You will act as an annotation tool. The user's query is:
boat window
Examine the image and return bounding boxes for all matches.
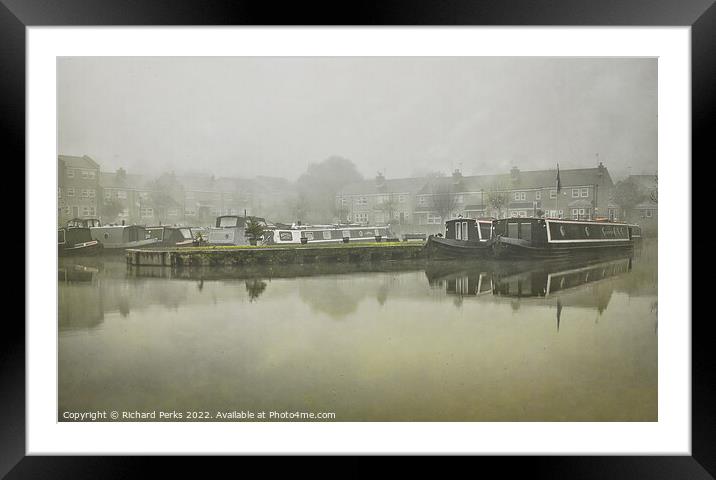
[179,228,192,239]
[58,230,65,244]
[323,231,331,240]
[520,223,532,242]
[218,217,239,227]
[508,222,519,239]
[456,223,462,240]
[342,230,351,238]
[305,232,315,240]
[279,231,293,241]
[462,222,468,241]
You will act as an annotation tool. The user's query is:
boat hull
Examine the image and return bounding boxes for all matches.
[492,236,634,261]
[58,241,102,257]
[424,235,493,259]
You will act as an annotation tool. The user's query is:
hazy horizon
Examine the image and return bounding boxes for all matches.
[58,56,657,181]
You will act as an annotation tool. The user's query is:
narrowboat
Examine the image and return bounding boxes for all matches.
[207,215,252,245]
[424,218,494,259]
[263,224,393,245]
[491,217,634,260]
[145,226,196,247]
[58,226,102,256]
[89,224,160,251]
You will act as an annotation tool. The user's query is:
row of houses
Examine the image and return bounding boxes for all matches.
[58,155,657,234]
[57,155,278,226]
[336,164,658,233]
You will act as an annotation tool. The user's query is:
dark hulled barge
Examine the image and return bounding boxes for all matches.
[424,218,494,259]
[491,217,635,260]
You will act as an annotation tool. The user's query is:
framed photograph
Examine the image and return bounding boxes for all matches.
[7,0,708,474]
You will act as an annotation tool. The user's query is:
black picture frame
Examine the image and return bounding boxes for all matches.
[5,0,708,475]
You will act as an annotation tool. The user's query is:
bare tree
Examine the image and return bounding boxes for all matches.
[429,182,457,221]
[485,183,509,218]
[612,178,645,222]
[376,195,399,224]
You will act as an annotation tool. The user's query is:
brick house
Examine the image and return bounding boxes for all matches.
[58,155,101,225]
[336,173,426,226]
[336,163,618,230]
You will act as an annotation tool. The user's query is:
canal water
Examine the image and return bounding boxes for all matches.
[59,241,657,421]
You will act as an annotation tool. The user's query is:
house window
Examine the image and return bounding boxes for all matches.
[645,209,652,218]
[356,197,368,206]
[118,208,129,218]
[140,207,154,218]
[81,170,89,179]
[514,192,526,201]
[550,190,557,199]
[167,208,178,217]
[572,208,579,219]
[354,212,368,224]
[62,206,71,215]
[82,206,96,217]
[535,191,541,200]
[185,208,196,216]
[417,196,428,206]
[580,188,589,198]
[398,195,406,203]
[572,188,580,198]
[139,192,150,200]
[426,213,442,224]
[104,190,112,200]
[66,169,74,178]
[117,190,127,199]
[87,189,95,198]
[66,188,75,197]
[87,170,96,179]
[608,208,617,221]
[80,189,89,198]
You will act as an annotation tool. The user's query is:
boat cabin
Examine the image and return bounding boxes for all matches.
[89,225,159,249]
[67,218,102,228]
[444,218,493,242]
[266,225,392,245]
[493,217,631,246]
[207,215,260,245]
[146,226,195,246]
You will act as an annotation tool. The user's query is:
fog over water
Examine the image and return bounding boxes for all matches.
[58,57,656,180]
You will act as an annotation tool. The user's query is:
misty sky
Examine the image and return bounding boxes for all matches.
[58,57,657,181]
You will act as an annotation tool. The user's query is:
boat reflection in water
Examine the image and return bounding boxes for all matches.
[426,256,633,312]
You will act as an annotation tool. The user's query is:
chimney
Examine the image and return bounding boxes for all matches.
[452,168,463,185]
[510,166,520,184]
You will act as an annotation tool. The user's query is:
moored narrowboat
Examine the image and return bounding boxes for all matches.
[491,217,634,260]
[424,217,494,259]
[89,224,160,251]
[58,226,102,256]
[206,215,252,245]
[145,226,196,247]
[263,224,393,245]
